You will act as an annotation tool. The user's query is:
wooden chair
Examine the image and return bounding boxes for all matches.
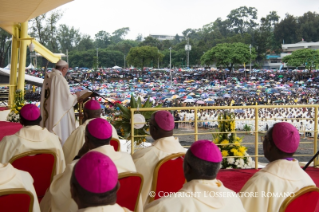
[149,153,186,203]
[110,138,120,151]
[117,172,143,212]
[279,185,319,212]
[9,150,57,203]
[0,188,34,212]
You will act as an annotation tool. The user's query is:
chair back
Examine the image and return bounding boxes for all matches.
[0,188,34,212]
[110,138,120,151]
[149,153,185,202]
[117,172,143,212]
[279,186,319,212]
[9,150,57,202]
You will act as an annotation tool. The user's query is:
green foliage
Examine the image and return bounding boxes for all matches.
[201,42,256,70]
[112,96,162,145]
[7,90,25,123]
[213,111,253,169]
[69,49,124,68]
[282,49,319,70]
[126,46,164,68]
[243,124,252,132]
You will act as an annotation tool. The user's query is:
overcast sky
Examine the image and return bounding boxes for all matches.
[56,0,319,40]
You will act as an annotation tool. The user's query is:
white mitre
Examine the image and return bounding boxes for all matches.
[56,60,68,66]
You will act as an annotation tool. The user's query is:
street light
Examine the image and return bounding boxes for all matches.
[249,44,252,75]
[96,48,99,68]
[169,47,172,86]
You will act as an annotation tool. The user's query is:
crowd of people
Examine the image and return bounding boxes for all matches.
[1,60,317,211]
[0,101,316,212]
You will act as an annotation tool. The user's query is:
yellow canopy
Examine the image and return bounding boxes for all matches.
[0,0,73,34]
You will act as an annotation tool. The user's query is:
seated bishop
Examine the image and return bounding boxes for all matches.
[40,118,138,212]
[71,152,131,212]
[63,99,119,164]
[145,140,246,212]
[133,111,187,207]
[240,122,316,212]
[0,104,66,175]
[0,163,41,212]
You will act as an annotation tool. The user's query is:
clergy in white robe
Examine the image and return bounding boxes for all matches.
[0,104,66,175]
[240,122,315,212]
[145,140,245,212]
[133,111,187,207]
[40,60,81,145]
[63,99,119,164]
[0,163,41,212]
[70,152,131,212]
[40,118,137,212]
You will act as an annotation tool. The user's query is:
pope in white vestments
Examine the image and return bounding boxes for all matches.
[40,60,80,145]
[40,118,137,212]
[63,100,119,164]
[133,111,187,207]
[0,163,41,212]
[240,122,315,212]
[145,140,246,212]
[71,152,131,212]
[0,104,66,175]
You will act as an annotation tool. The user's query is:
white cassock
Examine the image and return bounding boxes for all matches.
[145,179,246,212]
[77,204,131,212]
[0,125,66,175]
[40,69,78,145]
[63,118,119,164]
[0,163,40,212]
[132,136,187,207]
[240,159,315,212]
[40,145,139,212]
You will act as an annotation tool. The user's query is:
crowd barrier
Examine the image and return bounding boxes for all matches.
[130,105,319,169]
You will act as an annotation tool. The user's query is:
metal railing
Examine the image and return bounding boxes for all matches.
[130,105,319,169]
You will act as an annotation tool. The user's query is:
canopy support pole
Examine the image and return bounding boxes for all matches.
[8,26,19,108]
[17,22,28,96]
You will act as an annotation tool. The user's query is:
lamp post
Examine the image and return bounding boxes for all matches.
[96,48,99,68]
[169,47,172,87]
[249,44,252,75]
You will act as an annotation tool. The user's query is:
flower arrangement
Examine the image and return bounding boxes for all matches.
[7,90,25,123]
[112,94,162,145]
[213,110,253,169]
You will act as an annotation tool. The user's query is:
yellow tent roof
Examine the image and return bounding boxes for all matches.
[0,0,73,34]
[0,0,73,62]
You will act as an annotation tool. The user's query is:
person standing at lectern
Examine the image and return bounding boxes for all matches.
[40,60,82,145]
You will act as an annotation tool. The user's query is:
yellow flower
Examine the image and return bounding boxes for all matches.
[236,152,244,157]
[15,110,18,114]
[145,128,149,131]
[17,107,21,110]
[234,141,240,146]
[220,140,229,145]
[221,150,228,157]
[230,148,238,155]
[143,138,146,142]
[239,146,247,153]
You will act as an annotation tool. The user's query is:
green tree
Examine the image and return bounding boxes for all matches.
[226,6,258,34]
[201,42,256,70]
[282,49,319,70]
[135,34,143,42]
[0,28,11,67]
[126,46,164,79]
[94,30,111,48]
[274,14,298,44]
[77,34,94,51]
[111,27,130,43]
[57,24,81,53]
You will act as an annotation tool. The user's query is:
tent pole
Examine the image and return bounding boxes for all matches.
[8,26,19,108]
[17,22,28,96]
